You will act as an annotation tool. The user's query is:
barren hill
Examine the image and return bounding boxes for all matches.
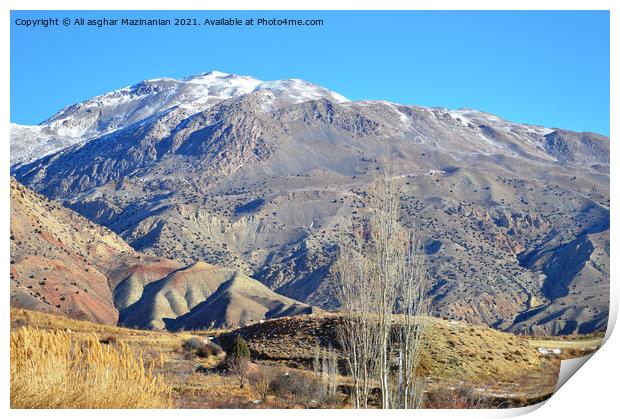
[10,178,316,328]
[12,72,609,335]
[12,177,144,323]
[120,260,317,330]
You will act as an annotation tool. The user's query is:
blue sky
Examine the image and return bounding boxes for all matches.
[11,10,609,135]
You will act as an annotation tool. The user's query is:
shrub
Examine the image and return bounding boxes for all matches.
[99,335,117,345]
[227,335,250,360]
[423,387,497,409]
[182,337,223,358]
[10,327,171,408]
[269,370,321,407]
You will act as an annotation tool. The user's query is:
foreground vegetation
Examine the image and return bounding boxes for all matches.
[10,326,172,408]
[11,308,597,409]
[10,309,344,408]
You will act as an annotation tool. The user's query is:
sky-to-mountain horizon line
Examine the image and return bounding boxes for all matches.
[11,70,610,137]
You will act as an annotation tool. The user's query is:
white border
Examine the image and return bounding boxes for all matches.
[2,2,617,418]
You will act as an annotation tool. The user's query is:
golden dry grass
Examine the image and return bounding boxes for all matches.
[10,326,172,408]
[10,308,254,408]
[419,319,546,381]
[12,308,171,337]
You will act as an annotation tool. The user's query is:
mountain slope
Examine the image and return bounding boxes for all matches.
[10,177,144,324]
[10,178,316,329]
[12,72,609,335]
[509,226,609,335]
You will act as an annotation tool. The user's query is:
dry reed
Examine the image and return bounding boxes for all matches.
[11,327,172,408]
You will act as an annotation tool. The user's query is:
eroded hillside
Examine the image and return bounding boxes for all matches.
[10,178,316,329]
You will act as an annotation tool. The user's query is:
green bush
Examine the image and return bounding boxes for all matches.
[228,335,250,360]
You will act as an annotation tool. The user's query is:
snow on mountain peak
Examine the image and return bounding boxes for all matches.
[182,71,263,100]
[183,70,232,80]
[11,71,349,165]
[13,71,559,169]
[40,71,348,133]
[257,78,349,104]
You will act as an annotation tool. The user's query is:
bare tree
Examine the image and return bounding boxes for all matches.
[313,344,339,400]
[334,167,428,409]
[393,231,429,408]
[228,356,250,389]
[250,367,273,402]
[368,171,402,408]
[333,243,381,408]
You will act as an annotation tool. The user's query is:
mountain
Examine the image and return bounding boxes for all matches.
[10,178,316,329]
[11,72,609,335]
[10,71,347,165]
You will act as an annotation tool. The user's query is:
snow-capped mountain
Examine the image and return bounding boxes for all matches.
[10,71,348,165]
[11,71,609,336]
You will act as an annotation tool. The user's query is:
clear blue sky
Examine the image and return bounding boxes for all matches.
[11,10,609,135]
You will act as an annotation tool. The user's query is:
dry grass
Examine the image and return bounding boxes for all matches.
[11,308,174,338]
[10,308,263,408]
[419,319,547,381]
[11,327,172,408]
[173,372,263,408]
[10,308,195,354]
[423,387,499,409]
